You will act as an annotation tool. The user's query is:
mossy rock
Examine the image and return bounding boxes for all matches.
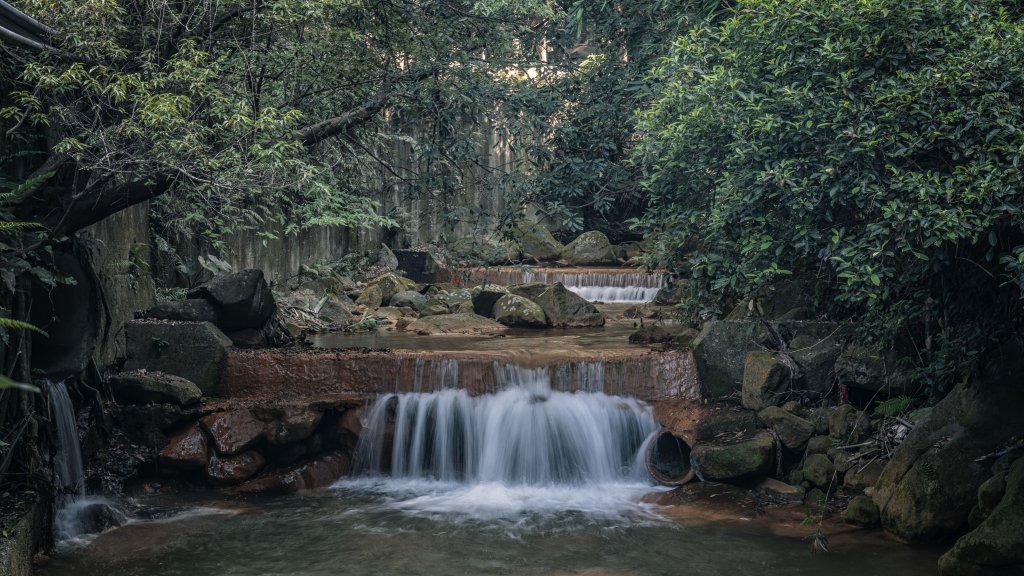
[845,495,881,527]
[803,453,837,489]
[758,406,814,451]
[691,431,775,483]
[515,221,563,261]
[406,313,508,335]
[561,231,618,265]
[741,351,793,410]
[491,294,546,327]
[370,272,417,303]
[355,284,383,308]
[533,283,605,327]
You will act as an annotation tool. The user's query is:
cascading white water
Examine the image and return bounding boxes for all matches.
[352,365,658,485]
[448,268,664,303]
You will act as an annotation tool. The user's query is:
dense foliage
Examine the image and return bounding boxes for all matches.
[634,0,1024,394]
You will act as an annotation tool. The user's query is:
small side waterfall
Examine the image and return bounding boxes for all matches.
[352,365,658,485]
[443,267,664,303]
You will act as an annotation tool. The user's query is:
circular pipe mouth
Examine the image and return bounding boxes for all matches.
[646,429,695,486]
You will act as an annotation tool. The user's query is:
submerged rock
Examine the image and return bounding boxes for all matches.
[189,269,276,331]
[491,294,547,327]
[532,283,605,328]
[561,231,617,265]
[123,321,232,395]
[407,313,508,335]
[110,371,202,407]
[158,424,209,469]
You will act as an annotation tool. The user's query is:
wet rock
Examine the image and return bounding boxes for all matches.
[693,410,762,442]
[418,299,450,317]
[515,221,563,261]
[145,299,220,323]
[533,283,605,328]
[803,454,837,489]
[561,231,617,265]
[261,407,323,445]
[371,272,418,304]
[758,406,814,451]
[845,495,881,527]
[492,294,547,328]
[158,424,209,469]
[123,321,232,395]
[206,450,266,486]
[355,284,383,308]
[807,435,833,455]
[73,501,128,535]
[407,313,508,335]
[109,371,202,407]
[188,269,276,331]
[234,452,351,494]
[691,431,775,483]
[111,403,197,448]
[741,351,793,411]
[757,478,805,502]
[200,410,264,455]
[389,290,427,312]
[393,249,444,283]
[939,458,1024,575]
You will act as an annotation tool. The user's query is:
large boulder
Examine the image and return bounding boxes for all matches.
[834,344,912,395]
[407,313,508,335]
[470,285,510,316]
[491,294,547,328]
[758,406,814,451]
[845,495,881,528]
[790,333,844,395]
[200,410,265,455]
[370,272,418,304]
[873,346,1024,543]
[741,351,794,410]
[533,283,605,327]
[435,288,473,308]
[109,371,202,407]
[389,290,428,312]
[188,269,276,331]
[691,431,775,484]
[939,458,1024,575]
[803,453,837,489]
[145,299,220,323]
[393,249,444,283]
[123,321,232,395]
[158,424,209,469]
[355,283,383,308]
[561,231,617,265]
[509,282,549,301]
[515,222,563,261]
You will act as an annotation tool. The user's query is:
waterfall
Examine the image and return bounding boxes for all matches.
[352,364,658,485]
[45,380,85,502]
[443,267,664,303]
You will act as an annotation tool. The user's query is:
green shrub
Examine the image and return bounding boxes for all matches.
[634,0,1024,395]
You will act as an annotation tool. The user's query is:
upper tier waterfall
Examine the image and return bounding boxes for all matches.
[444,267,664,303]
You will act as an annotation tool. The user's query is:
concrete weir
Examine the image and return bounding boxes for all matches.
[223,348,699,402]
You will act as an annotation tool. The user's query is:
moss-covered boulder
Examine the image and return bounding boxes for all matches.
[355,284,383,308]
[533,283,605,327]
[371,272,417,303]
[691,431,775,483]
[939,458,1024,575]
[561,231,618,265]
[407,313,508,335]
[434,288,473,308]
[492,294,547,327]
[803,453,837,489]
[741,351,793,410]
[470,285,511,316]
[418,299,450,317]
[873,347,1024,543]
[845,495,881,527]
[515,221,563,261]
[389,290,428,312]
[834,343,912,395]
[123,321,232,395]
[508,282,548,301]
[758,406,814,451]
[110,371,202,407]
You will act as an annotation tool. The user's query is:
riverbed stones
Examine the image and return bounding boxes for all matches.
[844,459,886,492]
[389,290,427,311]
[158,424,209,469]
[261,407,323,445]
[407,313,508,335]
[691,431,775,483]
[370,272,417,304]
[206,450,266,486]
[418,299,450,317]
[145,299,220,323]
[807,435,833,455]
[123,321,232,395]
[803,454,837,489]
[758,406,814,451]
[939,458,1024,575]
[533,283,605,327]
[741,351,792,410]
[109,370,202,407]
[516,221,563,261]
[188,269,276,331]
[491,294,547,327]
[200,410,264,455]
[845,495,881,527]
[234,452,351,494]
[561,231,617,265]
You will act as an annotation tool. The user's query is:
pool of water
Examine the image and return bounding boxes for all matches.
[37,482,941,576]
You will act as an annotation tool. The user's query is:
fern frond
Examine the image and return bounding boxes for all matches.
[0,221,40,232]
[0,374,39,393]
[0,318,48,336]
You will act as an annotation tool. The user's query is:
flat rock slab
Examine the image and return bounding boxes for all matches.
[406,313,508,335]
[110,370,202,407]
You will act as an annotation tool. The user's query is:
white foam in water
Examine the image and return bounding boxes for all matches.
[344,365,662,520]
[568,285,661,304]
